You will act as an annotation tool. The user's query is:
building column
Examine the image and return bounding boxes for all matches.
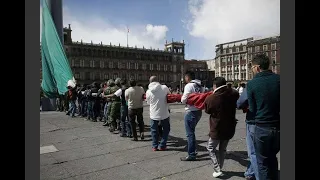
[246,64,249,80]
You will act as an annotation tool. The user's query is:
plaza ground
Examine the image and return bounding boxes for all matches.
[40,104,280,180]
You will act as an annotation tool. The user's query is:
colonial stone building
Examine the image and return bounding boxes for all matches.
[184,59,214,88]
[41,25,185,88]
[214,36,280,81]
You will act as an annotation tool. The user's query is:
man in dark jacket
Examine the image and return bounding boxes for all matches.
[204,77,239,178]
[247,54,280,180]
[89,82,99,122]
[66,85,78,117]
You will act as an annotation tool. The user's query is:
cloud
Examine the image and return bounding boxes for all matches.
[185,0,280,59]
[40,6,169,49]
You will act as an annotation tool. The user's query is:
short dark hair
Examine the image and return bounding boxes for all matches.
[185,71,195,80]
[120,79,127,85]
[129,78,136,87]
[213,77,227,88]
[252,54,270,70]
[240,83,246,88]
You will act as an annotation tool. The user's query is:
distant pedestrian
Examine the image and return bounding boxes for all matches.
[125,78,145,141]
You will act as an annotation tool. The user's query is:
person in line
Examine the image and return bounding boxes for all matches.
[247,54,280,180]
[66,85,78,117]
[125,78,145,141]
[237,85,259,180]
[204,77,239,178]
[180,71,204,161]
[146,76,171,151]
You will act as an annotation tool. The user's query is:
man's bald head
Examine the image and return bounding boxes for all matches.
[149,76,158,83]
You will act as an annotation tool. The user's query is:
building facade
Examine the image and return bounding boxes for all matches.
[247,36,280,79]
[184,59,214,87]
[41,25,185,88]
[214,36,280,81]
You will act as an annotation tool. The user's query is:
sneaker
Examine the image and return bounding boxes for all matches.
[212,171,223,178]
[180,156,196,161]
[159,147,166,151]
[152,148,158,151]
[140,133,145,140]
[245,176,256,180]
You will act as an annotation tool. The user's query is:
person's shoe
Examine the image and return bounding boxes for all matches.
[245,176,256,180]
[212,171,223,178]
[140,133,145,140]
[152,148,158,151]
[127,135,133,138]
[109,127,115,132]
[180,156,196,161]
[132,137,138,141]
[159,147,166,151]
[120,134,127,137]
[103,122,109,126]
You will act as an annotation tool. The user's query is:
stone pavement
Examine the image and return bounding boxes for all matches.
[40,104,280,180]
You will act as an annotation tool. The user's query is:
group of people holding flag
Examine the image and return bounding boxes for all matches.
[59,53,279,180]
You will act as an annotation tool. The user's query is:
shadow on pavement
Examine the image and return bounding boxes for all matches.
[218,171,244,179]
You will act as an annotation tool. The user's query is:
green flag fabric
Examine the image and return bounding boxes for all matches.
[41,0,75,97]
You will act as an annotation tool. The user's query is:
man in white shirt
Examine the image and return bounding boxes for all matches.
[180,71,204,161]
[146,76,171,151]
[125,78,145,141]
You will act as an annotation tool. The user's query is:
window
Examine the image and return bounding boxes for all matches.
[272,51,276,57]
[109,62,113,68]
[71,59,75,67]
[223,49,226,54]
[173,65,176,72]
[271,43,276,50]
[263,45,268,51]
[75,72,80,79]
[90,60,95,68]
[135,63,139,70]
[142,64,146,70]
[118,62,121,69]
[127,62,130,69]
[157,64,160,71]
[90,72,95,80]
[255,46,260,52]
[229,49,232,53]
[100,60,104,68]
[234,66,237,70]
[150,64,153,70]
[236,47,239,52]
[222,57,226,63]
[113,73,118,80]
[243,46,246,51]
[164,64,168,71]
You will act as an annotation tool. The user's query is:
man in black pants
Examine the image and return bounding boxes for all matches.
[125,79,145,141]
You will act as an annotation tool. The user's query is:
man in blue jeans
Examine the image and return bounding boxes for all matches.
[237,87,259,180]
[146,76,171,151]
[180,71,204,161]
[247,54,280,180]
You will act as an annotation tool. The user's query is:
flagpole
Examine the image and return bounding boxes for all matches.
[127,27,129,47]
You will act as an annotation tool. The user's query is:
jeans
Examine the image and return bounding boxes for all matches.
[128,108,144,139]
[121,105,132,136]
[254,125,280,180]
[104,102,110,121]
[67,100,76,116]
[184,110,202,158]
[80,100,87,116]
[150,118,170,149]
[244,123,259,179]
[93,100,100,119]
[207,138,229,173]
[87,101,94,119]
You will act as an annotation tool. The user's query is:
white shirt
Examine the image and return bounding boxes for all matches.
[114,89,122,97]
[181,79,204,111]
[146,82,170,120]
